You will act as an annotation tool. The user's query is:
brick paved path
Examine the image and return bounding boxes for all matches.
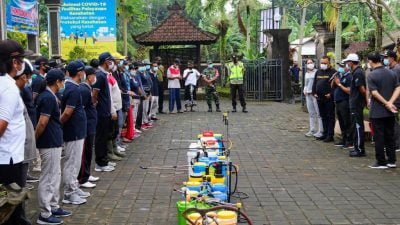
[26,101,400,225]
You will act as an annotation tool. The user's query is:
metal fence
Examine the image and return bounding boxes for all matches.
[243,59,283,101]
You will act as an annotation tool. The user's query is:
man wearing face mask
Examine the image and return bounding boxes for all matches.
[0,39,31,225]
[343,53,367,157]
[227,54,247,113]
[32,56,50,100]
[183,60,201,112]
[139,60,153,128]
[202,60,221,112]
[155,57,166,114]
[78,66,100,189]
[36,69,71,225]
[61,61,89,205]
[383,50,400,151]
[312,55,337,142]
[149,62,160,120]
[167,58,183,113]
[331,61,353,149]
[92,52,115,172]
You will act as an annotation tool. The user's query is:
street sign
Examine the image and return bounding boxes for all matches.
[60,0,117,59]
[6,0,39,35]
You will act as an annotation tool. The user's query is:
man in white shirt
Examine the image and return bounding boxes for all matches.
[0,39,31,225]
[183,60,201,112]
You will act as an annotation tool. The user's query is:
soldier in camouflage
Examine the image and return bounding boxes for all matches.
[202,60,221,112]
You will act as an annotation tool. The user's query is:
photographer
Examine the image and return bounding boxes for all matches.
[183,60,201,112]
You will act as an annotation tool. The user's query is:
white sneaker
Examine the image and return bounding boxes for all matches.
[62,193,87,205]
[108,161,117,167]
[94,164,115,172]
[387,163,397,168]
[88,176,99,182]
[76,188,91,198]
[80,181,96,189]
[117,146,126,152]
[135,129,142,134]
[313,132,323,138]
[305,131,314,137]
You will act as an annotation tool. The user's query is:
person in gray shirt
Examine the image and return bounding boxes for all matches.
[366,52,400,169]
[383,50,400,150]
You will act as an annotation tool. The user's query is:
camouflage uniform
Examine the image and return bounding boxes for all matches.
[202,67,220,109]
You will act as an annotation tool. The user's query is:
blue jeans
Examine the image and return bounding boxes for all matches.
[169,88,181,112]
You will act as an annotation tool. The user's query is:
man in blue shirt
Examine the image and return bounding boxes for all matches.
[32,56,50,100]
[78,66,99,188]
[332,61,353,149]
[92,52,116,172]
[61,61,88,205]
[149,61,160,120]
[36,69,71,225]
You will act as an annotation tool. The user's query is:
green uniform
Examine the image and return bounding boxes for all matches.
[202,67,220,107]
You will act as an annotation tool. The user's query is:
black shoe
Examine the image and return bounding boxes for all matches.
[242,108,248,113]
[368,162,388,169]
[323,137,334,143]
[159,111,166,114]
[316,136,326,141]
[232,108,237,113]
[216,108,221,112]
[349,150,366,157]
[208,108,212,112]
[150,117,159,121]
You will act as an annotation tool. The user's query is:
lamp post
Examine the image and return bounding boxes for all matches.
[0,0,6,40]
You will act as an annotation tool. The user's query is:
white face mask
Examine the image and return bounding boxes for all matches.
[320,64,328,70]
[108,61,115,71]
[16,61,25,76]
[306,63,315,70]
[91,77,97,86]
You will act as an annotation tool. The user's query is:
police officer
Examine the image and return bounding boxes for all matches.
[227,55,247,113]
[202,60,221,112]
[312,55,336,142]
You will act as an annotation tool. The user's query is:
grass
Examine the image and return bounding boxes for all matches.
[61,38,116,59]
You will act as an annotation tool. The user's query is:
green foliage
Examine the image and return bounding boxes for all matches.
[287,14,318,42]
[7,32,27,48]
[68,46,95,62]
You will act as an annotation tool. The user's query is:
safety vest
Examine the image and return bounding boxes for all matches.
[228,62,245,82]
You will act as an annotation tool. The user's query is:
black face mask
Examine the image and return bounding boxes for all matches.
[43,65,50,73]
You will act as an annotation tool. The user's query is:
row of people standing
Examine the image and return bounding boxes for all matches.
[304,52,400,169]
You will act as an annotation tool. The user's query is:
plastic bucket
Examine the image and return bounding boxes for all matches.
[212,184,227,193]
[217,211,238,225]
[176,201,210,225]
[193,162,206,174]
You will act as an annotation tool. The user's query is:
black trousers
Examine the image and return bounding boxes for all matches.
[78,134,95,184]
[317,98,335,138]
[0,161,31,225]
[351,108,365,153]
[336,100,353,145]
[158,83,164,113]
[135,98,144,129]
[184,85,197,103]
[230,84,246,108]
[95,116,110,167]
[371,117,396,165]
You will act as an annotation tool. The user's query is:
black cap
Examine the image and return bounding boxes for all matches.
[90,59,99,68]
[34,56,49,66]
[174,58,180,65]
[386,50,397,59]
[46,69,65,83]
[67,60,85,76]
[0,40,31,61]
[84,66,96,76]
[99,52,114,64]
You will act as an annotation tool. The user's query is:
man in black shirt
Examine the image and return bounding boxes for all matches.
[366,52,400,169]
[312,56,337,142]
[343,53,367,157]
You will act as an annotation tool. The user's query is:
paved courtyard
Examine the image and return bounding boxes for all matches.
[26,101,400,225]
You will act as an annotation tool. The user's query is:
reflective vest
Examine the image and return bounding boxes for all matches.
[228,62,245,82]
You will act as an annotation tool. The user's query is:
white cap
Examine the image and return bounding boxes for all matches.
[343,53,359,62]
